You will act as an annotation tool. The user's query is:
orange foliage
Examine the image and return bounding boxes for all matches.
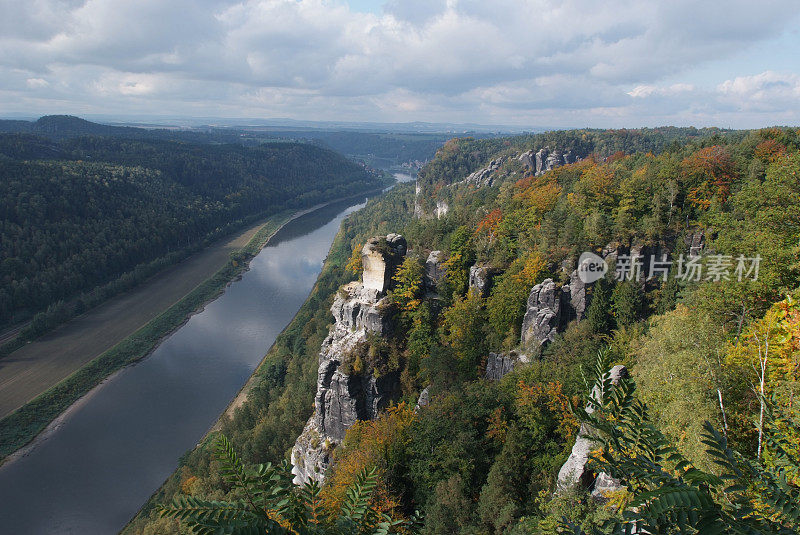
[606,151,627,163]
[322,403,416,519]
[486,406,508,444]
[512,253,545,288]
[476,208,503,238]
[513,175,562,215]
[180,475,199,495]
[515,380,580,442]
[754,139,787,163]
[682,145,736,208]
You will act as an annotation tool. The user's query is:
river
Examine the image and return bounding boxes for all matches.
[0,193,380,534]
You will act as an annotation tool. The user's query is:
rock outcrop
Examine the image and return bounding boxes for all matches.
[518,147,575,176]
[484,351,529,381]
[425,251,446,290]
[468,264,498,297]
[462,157,506,187]
[520,279,568,350]
[362,234,406,292]
[557,365,628,496]
[520,270,593,351]
[292,235,405,485]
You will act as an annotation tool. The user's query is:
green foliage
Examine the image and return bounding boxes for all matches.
[565,354,800,534]
[610,281,642,327]
[391,256,425,312]
[0,133,383,333]
[159,435,412,535]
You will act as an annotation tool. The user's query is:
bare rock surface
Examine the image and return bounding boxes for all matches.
[292,235,405,484]
[556,365,628,495]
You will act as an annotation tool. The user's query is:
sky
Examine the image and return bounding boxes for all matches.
[1,0,799,129]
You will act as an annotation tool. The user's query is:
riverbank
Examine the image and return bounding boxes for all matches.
[0,190,383,463]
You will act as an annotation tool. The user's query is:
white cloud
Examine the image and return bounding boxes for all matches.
[0,0,799,126]
[717,71,800,112]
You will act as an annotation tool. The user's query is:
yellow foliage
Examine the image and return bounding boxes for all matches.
[322,404,417,520]
[345,242,363,275]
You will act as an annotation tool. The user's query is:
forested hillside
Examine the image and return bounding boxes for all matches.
[0,132,386,334]
[129,127,799,534]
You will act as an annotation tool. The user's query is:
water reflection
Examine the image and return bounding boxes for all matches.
[0,195,371,535]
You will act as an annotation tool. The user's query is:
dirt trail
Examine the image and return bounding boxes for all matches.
[0,218,270,419]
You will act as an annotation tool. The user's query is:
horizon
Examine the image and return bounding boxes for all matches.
[2,1,799,129]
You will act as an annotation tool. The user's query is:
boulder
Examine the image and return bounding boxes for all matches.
[556,365,628,495]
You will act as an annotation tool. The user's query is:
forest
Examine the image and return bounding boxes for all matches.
[0,128,387,337]
[128,126,799,534]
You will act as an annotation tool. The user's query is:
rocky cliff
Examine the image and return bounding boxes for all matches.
[291,235,405,484]
[520,268,591,352]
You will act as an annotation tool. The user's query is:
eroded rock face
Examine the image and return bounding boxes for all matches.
[485,352,530,381]
[462,157,506,187]
[556,365,628,496]
[468,264,498,297]
[292,235,405,485]
[518,147,573,176]
[362,234,407,293]
[520,278,568,350]
[425,251,446,290]
[520,270,595,351]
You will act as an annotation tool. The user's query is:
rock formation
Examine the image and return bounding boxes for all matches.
[518,147,574,176]
[291,235,405,485]
[461,157,506,187]
[484,351,529,381]
[557,365,627,496]
[468,264,498,297]
[425,250,446,290]
[361,234,406,292]
[520,270,593,351]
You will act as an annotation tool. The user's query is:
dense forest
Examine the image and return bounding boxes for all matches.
[0,125,388,335]
[128,126,800,534]
[0,116,450,168]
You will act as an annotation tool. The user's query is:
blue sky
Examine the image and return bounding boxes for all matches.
[1,0,799,128]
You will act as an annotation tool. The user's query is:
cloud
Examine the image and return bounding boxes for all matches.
[717,71,800,112]
[0,0,799,126]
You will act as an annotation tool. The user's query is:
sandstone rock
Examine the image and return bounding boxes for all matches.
[518,150,535,170]
[435,200,449,219]
[362,234,406,292]
[468,264,498,297]
[520,278,567,350]
[415,386,431,411]
[556,365,628,495]
[485,351,529,381]
[462,157,506,187]
[564,269,590,322]
[292,235,405,484]
[425,251,446,290]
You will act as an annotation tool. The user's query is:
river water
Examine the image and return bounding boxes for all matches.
[0,194,376,534]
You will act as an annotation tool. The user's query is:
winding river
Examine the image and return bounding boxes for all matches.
[0,192,382,534]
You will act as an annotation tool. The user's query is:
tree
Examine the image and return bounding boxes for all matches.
[390,256,425,313]
[159,435,415,534]
[439,291,487,375]
[564,354,800,534]
[610,280,642,327]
